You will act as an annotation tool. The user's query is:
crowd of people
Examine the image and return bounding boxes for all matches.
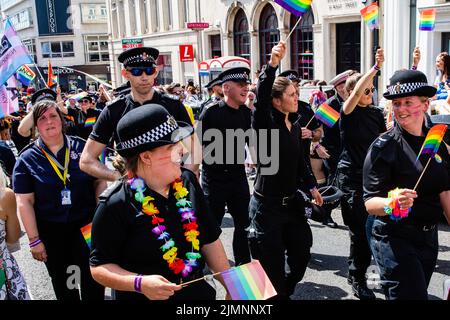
[0,43,449,301]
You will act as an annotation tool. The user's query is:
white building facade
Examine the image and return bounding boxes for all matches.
[0,0,111,91]
[106,0,450,91]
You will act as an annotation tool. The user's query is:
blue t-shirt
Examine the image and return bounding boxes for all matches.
[13,135,97,224]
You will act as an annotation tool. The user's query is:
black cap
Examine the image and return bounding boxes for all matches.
[205,77,222,89]
[383,69,437,100]
[116,104,193,158]
[118,47,159,68]
[218,67,251,84]
[278,70,300,82]
[31,89,57,105]
[81,95,93,103]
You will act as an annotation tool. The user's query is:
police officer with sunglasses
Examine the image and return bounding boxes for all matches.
[80,47,195,181]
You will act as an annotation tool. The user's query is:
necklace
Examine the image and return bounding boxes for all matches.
[129,177,201,278]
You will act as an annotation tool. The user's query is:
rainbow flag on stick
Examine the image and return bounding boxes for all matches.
[80,223,92,250]
[416,124,447,161]
[16,65,36,86]
[84,117,97,127]
[360,2,379,30]
[274,0,313,17]
[419,9,436,31]
[221,260,277,300]
[314,103,340,128]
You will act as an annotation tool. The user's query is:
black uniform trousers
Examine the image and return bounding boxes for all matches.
[37,219,104,301]
[201,168,251,266]
[248,194,313,299]
[370,218,438,300]
[337,168,372,282]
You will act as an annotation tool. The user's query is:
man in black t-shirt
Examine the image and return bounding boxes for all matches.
[80,47,196,181]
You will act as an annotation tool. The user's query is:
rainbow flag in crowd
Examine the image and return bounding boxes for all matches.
[274,0,313,17]
[419,9,436,31]
[417,124,447,161]
[84,117,97,127]
[80,223,92,250]
[69,91,88,101]
[360,2,379,30]
[314,103,340,128]
[0,18,33,86]
[221,260,277,300]
[16,65,36,86]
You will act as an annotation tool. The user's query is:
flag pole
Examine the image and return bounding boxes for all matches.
[180,271,222,287]
[304,114,315,128]
[285,16,303,42]
[413,157,432,191]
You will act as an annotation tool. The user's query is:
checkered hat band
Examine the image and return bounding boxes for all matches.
[387,82,428,95]
[121,118,179,149]
[222,73,249,82]
[123,55,154,65]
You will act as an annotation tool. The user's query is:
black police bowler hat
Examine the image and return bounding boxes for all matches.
[278,70,300,82]
[205,77,222,89]
[31,88,57,105]
[318,185,344,211]
[218,67,251,84]
[118,47,159,68]
[116,104,194,158]
[383,69,437,100]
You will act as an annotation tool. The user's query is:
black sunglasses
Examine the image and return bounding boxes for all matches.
[127,67,155,77]
[364,87,376,95]
[81,99,90,103]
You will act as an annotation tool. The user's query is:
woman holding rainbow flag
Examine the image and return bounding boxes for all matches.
[364,69,450,300]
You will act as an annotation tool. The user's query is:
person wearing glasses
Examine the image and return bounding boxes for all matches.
[336,48,387,300]
[75,95,101,140]
[80,47,196,182]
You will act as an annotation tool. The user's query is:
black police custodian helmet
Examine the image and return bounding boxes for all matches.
[218,67,251,84]
[116,104,193,158]
[118,47,159,68]
[318,185,344,211]
[383,69,437,100]
[31,88,57,105]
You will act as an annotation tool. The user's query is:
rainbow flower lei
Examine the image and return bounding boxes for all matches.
[384,188,411,222]
[129,177,202,278]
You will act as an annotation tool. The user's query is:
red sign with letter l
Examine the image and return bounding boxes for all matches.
[179,45,194,62]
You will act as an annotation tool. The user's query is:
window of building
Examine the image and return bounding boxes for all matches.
[23,38,37,63]
[168,0,173,29]
[210,34,222,58]
[140,0,149,33]
[184,0,189,24]
[150,0,159,31]
[290,10,314,80]
[129,0,137,35]
[259,4,279,67]
[155,54,173,85]
[85,35,110,63]
[41,41,75,58]
[233,8,250,60]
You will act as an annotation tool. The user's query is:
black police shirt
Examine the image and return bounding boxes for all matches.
[90,169,221,300]
[364,123,450,226]
[321,93,344,155]
[9,112,31,153]
[339,105,386,171]
[75,108,102,140]
[90,92,193,145]
[0,141,16,176]
[199,100,251,173]
[13,136,97,224]
[253,64,317,197]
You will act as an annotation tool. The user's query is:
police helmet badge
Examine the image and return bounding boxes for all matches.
[394,82,401,94]
[167,115,177,127]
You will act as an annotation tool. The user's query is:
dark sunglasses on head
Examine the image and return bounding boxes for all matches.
[81,100,90,103]
[127,67,155,77]
[364,87,376,95]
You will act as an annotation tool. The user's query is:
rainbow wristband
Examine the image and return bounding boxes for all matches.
[134,274,143,293]
[373,65,381,71]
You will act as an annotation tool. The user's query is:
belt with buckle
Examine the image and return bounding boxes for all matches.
[253,190,295,207]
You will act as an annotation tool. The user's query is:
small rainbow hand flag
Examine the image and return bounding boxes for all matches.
[221,260,277,300]
[419,9,436,31]
[81,223,92,250]
[274,0,313,17]
[84,117,97,127]
[417,124,447,161]
[360,2,379,30]
[314,103,340,128]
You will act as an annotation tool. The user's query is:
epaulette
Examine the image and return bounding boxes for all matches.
[372,130,395,150]
[105,96,125,108]
[99,180,122,202]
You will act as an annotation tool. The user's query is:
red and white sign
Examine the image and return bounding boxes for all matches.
[179,45,194,62]
[187,22,209,29]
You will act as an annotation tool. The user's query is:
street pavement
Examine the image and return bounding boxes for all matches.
[12,206,450,300]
